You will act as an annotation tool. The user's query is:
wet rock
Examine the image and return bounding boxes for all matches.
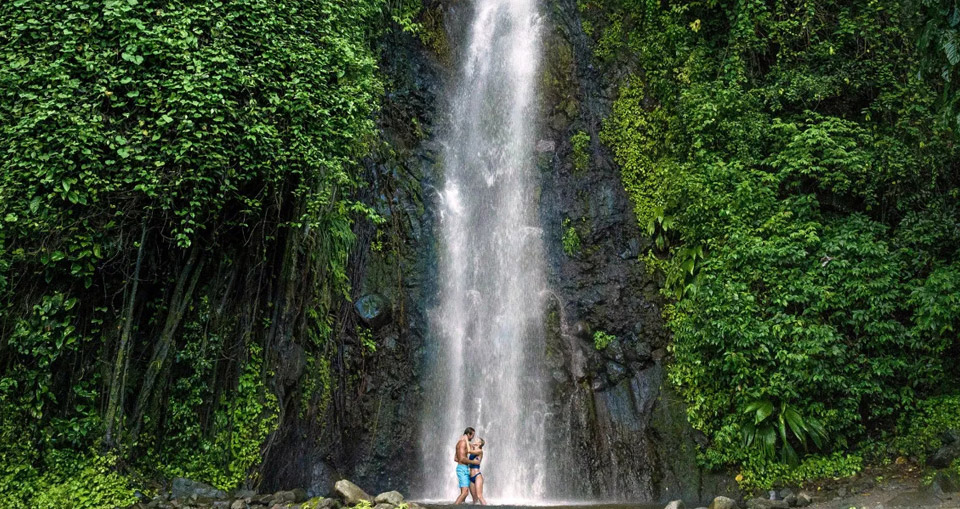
[172,478,227,501]
[374,491,404,505]
[782,494,796,507]
[664,501,686,509]
[746,499,788,509]
[708,496,738,509]
[333,480,372,506]
[572,320,592,339]
[795,493,812,507]
[930,469,960,493]
[929,429,960,468]
[606,361,627,383]
[536,140,557,152]
[355,294,392,329]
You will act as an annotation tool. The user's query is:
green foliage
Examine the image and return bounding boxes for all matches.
[600,0,960,480]
[895,395,960,461]
[0,0,391,500]
[359,326,377,353]
[593,330,616,350]
[29,453,136,509]
[741,399,827,466]
[562,218,582,257]
[571,130,591,174]
[738,452,863,491]
[144,343,278,491]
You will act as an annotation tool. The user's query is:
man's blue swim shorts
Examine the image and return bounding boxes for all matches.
[456,464,470,488]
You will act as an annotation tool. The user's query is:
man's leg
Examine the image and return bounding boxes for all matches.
[454,487,470,505]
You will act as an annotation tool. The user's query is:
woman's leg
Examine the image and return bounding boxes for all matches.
[469,472,479,503]
[475,474,486,505]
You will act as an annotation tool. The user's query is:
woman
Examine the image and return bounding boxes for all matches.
[467,438,487,505]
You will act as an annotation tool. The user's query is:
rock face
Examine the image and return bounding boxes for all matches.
[664,501,686,509]
[259,1,734,502]
[334,480,372,506]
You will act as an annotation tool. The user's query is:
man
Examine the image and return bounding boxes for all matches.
[453,427,480,504]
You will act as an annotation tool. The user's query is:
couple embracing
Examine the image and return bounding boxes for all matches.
[453,427,487,505]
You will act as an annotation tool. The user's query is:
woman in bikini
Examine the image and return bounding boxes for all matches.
[467,438,487,505]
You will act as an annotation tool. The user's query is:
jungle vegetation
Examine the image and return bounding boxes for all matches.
[0,0,420,505]
[590,0,960,488]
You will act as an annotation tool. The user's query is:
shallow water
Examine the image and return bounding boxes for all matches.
[422,503,663,509]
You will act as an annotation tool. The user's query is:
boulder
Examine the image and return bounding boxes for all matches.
[171,478,227,501]
[782,494,796,507]
[272,490,297,504]
[664,501,686,509]
[375,491,404,506]
[333,480,372,506]
[745,499,788,509]
[355,294,392,329]
[708,496,738,509]
[929,429,960,468]
[930,469,960,494]
[795,493,812,507]
[536,140,556,153]
[374,504,394,509]
[230,500,247,509]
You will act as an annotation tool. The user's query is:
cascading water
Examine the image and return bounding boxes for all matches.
[418,0,549,503]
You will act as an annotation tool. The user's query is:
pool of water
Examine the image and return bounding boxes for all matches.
[422,503,664,509]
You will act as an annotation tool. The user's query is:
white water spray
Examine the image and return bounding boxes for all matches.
[418,0,548,503]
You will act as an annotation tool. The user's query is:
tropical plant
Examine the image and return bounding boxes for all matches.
[741,399,827,466]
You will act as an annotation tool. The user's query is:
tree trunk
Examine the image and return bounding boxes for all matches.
[104,223,147,449]
[128,248,204,444]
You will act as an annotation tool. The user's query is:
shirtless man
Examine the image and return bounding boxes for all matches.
[453,427,480,504]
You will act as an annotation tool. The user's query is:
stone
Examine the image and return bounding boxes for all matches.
[375,491,404,505]
[172,478,227,501]
[293,489,309,503]
[746,499,789,509]
[374,504,394,509]
[708,495,738,509]
[782,494,796,507]
[796,492,813,507]
[664,501,686,509]
[230,489,256,499]
[273,491,297,504]
[319,498,341,509]
[333,480,372,506]
[230,500,247,509]
[536,140,556,153]
[572,320,592,339]
[777,488,794,500]
[355,294,392,329]
[929,429,960,468]
[406,503,426,509]
[212,502,231,509]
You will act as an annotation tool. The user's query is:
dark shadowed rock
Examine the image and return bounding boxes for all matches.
[795,492,812,507]
[334,480,372,506]
[928,429,960,468]
[746,499,788,509]
[355,294,392,329]
[171,478,226,501]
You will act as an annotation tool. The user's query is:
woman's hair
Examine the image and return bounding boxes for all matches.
[478,438,485,448]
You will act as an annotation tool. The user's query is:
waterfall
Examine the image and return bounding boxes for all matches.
[418,0,548,503]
